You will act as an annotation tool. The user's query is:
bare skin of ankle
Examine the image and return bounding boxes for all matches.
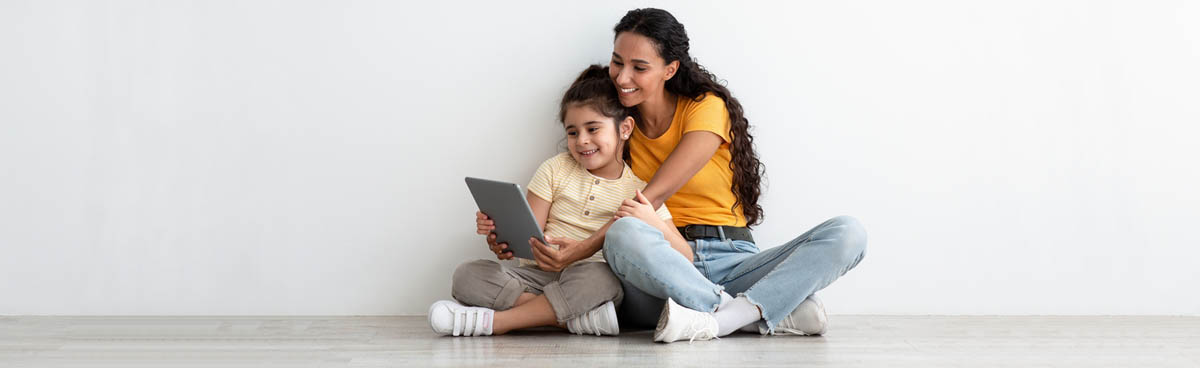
[493,293,567,335]
[513,292,538,307]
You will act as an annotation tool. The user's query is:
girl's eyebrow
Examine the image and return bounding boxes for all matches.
[566,121,605,129]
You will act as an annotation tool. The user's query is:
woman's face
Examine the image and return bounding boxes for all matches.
[610,32,678,107]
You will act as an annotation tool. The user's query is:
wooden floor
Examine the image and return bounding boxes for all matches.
[2,315,1197,367]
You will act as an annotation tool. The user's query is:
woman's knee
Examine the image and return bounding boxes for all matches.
[602,217,660,270]
[824,215,868,265]
[603,217,650,256]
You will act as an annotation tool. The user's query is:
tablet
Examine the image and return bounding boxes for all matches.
[465,177,546,259]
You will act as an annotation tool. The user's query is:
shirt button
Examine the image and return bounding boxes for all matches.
[594,179,600,185]
[584,210,590,216]
[589,196,595,200]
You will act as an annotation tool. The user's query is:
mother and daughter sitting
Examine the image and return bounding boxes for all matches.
[428,8,867,343]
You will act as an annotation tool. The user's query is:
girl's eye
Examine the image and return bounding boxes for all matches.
[634,67,646,72]
[613,60,623,66]
[588,127,599,133]
[566,131,577,136]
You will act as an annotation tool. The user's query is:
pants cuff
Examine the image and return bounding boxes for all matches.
[542,281,575,323]
[492,277,526,310]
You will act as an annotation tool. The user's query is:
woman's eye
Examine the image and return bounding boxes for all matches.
[634,67,646,72]
[613,60,624,66]
[588,128,599,133]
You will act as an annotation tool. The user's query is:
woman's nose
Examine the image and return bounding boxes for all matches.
[615,68,632,85]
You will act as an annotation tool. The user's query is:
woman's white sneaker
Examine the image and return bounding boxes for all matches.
[428,300,494,336]
[653,298,718,343]
[566,300,619,336]
[770,294,827,335]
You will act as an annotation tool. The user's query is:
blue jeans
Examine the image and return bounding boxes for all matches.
[603,216,867,332]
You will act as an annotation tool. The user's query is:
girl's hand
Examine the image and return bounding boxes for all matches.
[477,211,513,260]
[529,235,584,272]
[615,190,663,227]
[476,211,495,235]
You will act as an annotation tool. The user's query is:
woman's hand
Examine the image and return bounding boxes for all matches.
[529,236,587,272]
[477,211,514,260]
[615,190,664,227]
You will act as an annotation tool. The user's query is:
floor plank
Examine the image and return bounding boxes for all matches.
[1,315,1197,367]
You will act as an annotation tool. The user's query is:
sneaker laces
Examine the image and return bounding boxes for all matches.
[685,315,719,343]
[775,313,800,335]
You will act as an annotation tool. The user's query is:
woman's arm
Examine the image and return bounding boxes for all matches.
[640,131,724,209]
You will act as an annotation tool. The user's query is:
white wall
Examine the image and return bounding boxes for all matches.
[2,0,1197,315]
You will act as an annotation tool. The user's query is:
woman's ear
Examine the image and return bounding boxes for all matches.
[664,60,680,81]
[620,116,635,139]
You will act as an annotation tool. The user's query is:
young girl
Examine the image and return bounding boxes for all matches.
[427,65,684,336]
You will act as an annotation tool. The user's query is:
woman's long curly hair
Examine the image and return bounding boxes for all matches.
[614,8,766,227]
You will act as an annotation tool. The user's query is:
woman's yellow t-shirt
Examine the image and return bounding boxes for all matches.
[629,92,747,227]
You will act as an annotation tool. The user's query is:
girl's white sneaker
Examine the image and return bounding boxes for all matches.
[428,300,494,336]
[566,300,619,336]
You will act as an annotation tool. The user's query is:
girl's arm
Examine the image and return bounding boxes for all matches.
[527,191,550,231]
[527,191,606,272]
[640,131,724,209]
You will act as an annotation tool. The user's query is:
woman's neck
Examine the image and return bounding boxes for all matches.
[637,90,677,138]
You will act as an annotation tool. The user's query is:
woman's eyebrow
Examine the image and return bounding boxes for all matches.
[611,52,651,65]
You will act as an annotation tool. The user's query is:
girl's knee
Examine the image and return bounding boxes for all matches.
[451,260,502,300]
[562,262,624,305]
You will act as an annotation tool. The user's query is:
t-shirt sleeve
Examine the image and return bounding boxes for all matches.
[680,94,732,143]
[526,156,557,202]
[655,203,673,222]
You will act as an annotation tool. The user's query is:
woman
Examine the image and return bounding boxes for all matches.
[601,8,868,343]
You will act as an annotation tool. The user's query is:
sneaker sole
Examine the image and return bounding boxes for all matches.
[652,299,674,342]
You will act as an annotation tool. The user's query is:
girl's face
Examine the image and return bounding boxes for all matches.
[563,104,634,177]
[610,32,679,107]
